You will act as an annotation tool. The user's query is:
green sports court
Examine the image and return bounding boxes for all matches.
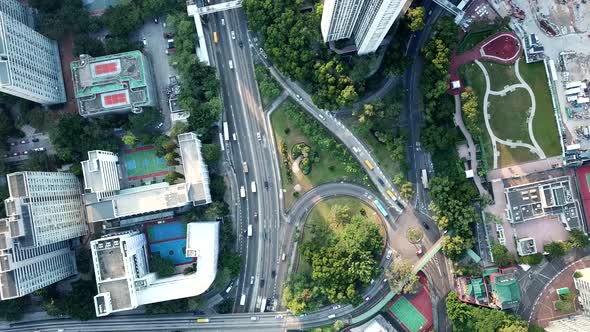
[389,296,427,332]
[123,146,168,181]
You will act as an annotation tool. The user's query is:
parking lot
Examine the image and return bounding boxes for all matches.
[3,133,54,164]
[133,17,178,132]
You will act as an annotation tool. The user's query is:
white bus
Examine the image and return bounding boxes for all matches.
[240,294,246,306]
[223,122,230,141]
[421,169,428,189]
[247,224,253,237]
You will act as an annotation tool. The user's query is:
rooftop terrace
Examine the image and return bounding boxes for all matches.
[71,51,153,116]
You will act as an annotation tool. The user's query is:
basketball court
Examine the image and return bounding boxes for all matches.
[389,296,427,332]
[122,146,168,181]
[145,220,194,266]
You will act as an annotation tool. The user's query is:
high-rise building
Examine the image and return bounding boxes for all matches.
[0,171,88,300]
[320,0,410,55]
[4,172,88,246]
[0,2,66,105]
[0,0,34,27]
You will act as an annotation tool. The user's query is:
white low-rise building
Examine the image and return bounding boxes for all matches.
[91,222,218,316]
[82,133,212,223]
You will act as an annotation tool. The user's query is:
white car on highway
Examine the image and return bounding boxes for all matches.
[250,276,254,284]
[231,30,236,39]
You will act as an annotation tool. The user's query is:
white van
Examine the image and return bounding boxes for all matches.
[240,186,246,198]
[251,181,257,193]
[229,60,234,70]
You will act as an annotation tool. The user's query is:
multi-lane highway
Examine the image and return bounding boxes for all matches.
[201,5,285,314]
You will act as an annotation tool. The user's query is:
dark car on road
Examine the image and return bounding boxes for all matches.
[378,178,385,185]
[422,222,430,230]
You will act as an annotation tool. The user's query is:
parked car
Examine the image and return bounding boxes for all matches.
[142,37,147,46]
[12,152,19,156]
[163,32,174,39]
[22,150,29,155]
[165,48,176,55]
[33,147,45,152]
[31,138,39,142]
[20,140,27,144]
[422,221,430,230]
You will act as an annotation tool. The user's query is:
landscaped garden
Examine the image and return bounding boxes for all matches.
[271,99,369,208]
[283,197,384,314]
[488,88,532,143]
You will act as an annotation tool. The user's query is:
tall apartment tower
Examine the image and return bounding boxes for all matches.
[0,172,88,300]
[321,0,410,55]
[0,1,66,105]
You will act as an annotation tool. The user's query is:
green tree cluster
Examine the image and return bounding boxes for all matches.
[460,87,482,137]
[40,280,97,320]
[385,259,420,294]
[406,7,426,32]
[283,273,321,314]
[446,292,528,332]
[0,296,29,321]
[149,254,176,277]
[429,176,479,260]
[50,114,119,164]
[255,65,281,103]
[491,243,515,267]
[298,207,383,306]
[544,230,589,258]
[243,0,359,109]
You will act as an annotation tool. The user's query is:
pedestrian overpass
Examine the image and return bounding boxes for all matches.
[186,0,244,66]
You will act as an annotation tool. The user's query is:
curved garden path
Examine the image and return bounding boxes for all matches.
[476,58,546,168]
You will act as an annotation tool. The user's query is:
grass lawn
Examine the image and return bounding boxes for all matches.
[298,197,384,274]
[519,60,562,157]
[497,143,538,167]
[460,63,494,169]
[481,61,519,91]
[458,29,502,54]
[488,88,532,143]
[271,102,366,209]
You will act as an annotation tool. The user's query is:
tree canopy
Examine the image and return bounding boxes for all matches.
[406,7,426,32]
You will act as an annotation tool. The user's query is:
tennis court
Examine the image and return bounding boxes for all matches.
[123,146,167,181]
[389,296,427,332]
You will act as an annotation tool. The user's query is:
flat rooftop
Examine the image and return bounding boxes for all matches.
[97,279,131,311]
[71,51,151,116]
[94,238,125,280]
[504,175,582,230]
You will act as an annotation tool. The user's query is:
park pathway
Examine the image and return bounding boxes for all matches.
[453,94,489,196]
[476,59,546,168]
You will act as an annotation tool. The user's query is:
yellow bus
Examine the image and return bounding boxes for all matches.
[386,190,396,200]
[364,160,374,170]
[213,31,218,44]
[196,318,210,323]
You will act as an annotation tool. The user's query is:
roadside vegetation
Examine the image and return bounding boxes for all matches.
[255,65,282,108]
[243,1,410,110]
[446,292,528,331]
[284,198,384,313]
[271,99,370,208]
[419,17,481,261]
[346,90,408,182]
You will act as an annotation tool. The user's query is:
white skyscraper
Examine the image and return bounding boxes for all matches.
[0,171,88,300]
[0,1,66,105]
[321,0,411,55]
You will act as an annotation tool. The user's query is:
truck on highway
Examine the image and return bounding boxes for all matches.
[260,298,267,313]
[223,122,229,141]
[421,169,428,189]
[247,224,253,237]
[251,181,257,193]
[240,294,246,306]
[213,31,218,44]
[328,314,336,319]
[364,159,374,170]
[242,162,248,173]
[196,318,209,323]
[240,186,246,198]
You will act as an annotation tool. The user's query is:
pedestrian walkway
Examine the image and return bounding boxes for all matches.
[453,94,489,196]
